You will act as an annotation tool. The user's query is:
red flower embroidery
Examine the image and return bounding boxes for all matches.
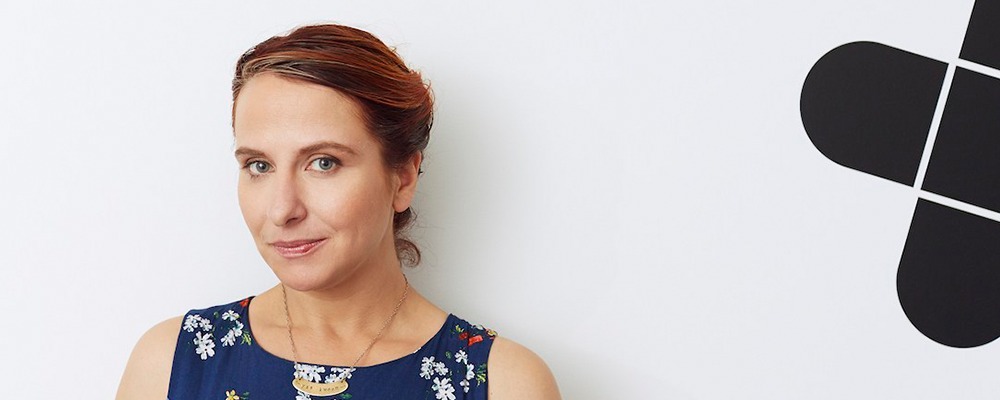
[458,331,469,341]
[468,335,483,346]
[239,297,250,308]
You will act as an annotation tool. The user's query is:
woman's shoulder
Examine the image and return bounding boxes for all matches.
[488,336,561,399]
[438,313,560,399]
[474,326,562,400]
[115,314,184,400]
[115,297,252,400]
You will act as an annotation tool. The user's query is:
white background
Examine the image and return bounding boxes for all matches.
[1,0,996,398]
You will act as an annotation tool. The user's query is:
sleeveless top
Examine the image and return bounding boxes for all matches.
[167,296,498,400]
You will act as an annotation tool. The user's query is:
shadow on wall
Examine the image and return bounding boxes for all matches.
[800,0,1000,348]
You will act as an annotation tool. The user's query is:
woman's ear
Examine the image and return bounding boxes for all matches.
[392,152,423,213]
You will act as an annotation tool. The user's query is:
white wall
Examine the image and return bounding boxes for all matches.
[1,0,996,398]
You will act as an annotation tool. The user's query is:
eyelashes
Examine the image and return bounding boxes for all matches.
[241,157,342,180]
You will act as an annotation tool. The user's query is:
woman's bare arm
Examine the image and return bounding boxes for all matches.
[115,315,183,400]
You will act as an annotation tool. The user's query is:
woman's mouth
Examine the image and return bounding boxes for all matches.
[272,238,327,259]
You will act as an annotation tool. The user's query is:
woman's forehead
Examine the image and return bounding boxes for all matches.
[233,74,373,156]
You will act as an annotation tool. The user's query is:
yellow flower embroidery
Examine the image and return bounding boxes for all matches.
[225,389,240,400]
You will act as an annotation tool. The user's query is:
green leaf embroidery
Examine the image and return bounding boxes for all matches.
[337,393,353,399]
[445,351,452,359]
[475,363,487,384]
[241,331,252,345]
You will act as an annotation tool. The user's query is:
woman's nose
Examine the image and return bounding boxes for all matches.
[267,171,307,227]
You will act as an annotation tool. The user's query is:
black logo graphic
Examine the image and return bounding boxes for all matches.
[800,1,1000,348]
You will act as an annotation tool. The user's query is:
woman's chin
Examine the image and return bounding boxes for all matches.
[272,262,352,292]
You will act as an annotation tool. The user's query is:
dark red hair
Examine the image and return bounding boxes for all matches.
[231,23,433,268]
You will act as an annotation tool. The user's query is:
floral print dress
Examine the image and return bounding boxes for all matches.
[167,296,498,400]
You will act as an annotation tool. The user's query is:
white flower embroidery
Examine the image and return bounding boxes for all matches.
[193,332,215,360]
[465,362,475,381]
[324,367,354,383]
[433,361,449,376]
[295,390,311,400]
[455,350,468,364]
[221,320,245,347]
[432,377,456,400]
[294,363,325,383]
[420,356,435,379]
[183,314,214,333]
[183,315,200,332]
[221,310,240,321]
[221,330,236,347]
[460,362,474,392]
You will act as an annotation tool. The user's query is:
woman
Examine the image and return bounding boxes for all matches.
[116,23,561,400]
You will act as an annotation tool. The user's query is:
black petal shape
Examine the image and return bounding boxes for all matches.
[897,198,1000,348]
[800,41,947,186]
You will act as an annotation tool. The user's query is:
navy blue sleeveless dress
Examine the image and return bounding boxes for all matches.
[167,296,498,400]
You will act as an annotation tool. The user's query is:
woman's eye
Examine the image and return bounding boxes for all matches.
[310,157,340,172]
[246,160,270,175]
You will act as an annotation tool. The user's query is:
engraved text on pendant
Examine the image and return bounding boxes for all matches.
[292,377,348,396]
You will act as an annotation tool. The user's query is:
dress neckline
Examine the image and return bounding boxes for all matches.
[243,295,453,370]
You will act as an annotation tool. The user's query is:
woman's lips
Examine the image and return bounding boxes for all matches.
[273,238,326,259]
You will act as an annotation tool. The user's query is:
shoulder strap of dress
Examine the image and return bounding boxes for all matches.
[167,305,219,399]
[167,298,254,399]
[443,315,498,399]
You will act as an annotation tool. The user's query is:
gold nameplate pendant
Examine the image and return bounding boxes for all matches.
[292,377,348,396]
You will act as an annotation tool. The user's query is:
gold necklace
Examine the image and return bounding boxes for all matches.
[281,274,410,397]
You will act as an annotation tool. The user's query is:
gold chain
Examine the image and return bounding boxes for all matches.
[281,273,410,382]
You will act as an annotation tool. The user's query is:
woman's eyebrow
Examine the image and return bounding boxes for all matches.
[234,141,359,159]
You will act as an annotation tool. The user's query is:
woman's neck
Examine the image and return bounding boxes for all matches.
[277,257,411,341]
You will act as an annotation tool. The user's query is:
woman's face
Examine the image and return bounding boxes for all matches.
[233,73,416,291]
